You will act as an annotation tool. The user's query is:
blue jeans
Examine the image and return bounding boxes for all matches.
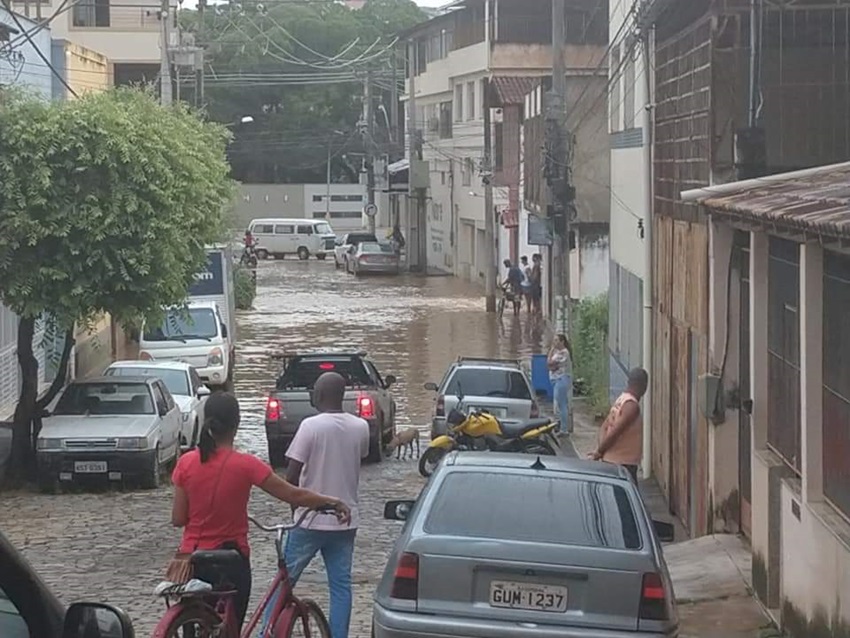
[262,527,357,638]
[552,375,571,433]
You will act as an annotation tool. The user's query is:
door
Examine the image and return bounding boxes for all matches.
[736,234,752,537]
[252,223,274,253]
[273,224,295,253]
[297,224,317,252]
[152,383,179,457]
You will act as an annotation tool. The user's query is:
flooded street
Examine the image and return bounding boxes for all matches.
[234,258,548,454]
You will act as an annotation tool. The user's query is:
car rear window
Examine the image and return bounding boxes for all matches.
[424,471,641,550]
[444,368,532,400]
[348,234,377,244]
[277,358,372,389]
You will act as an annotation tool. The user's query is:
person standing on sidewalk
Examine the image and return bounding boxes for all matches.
[547,334,573,435]
[275,371,370,638]
[589,367,648,483]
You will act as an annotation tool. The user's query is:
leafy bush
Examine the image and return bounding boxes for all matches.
[233,265,256,310]
[571,294,609,416]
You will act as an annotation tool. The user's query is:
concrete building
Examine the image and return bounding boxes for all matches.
[12,0,177,87]
[50,39,111,98]
[400,0,609,286]
[0,8,52,96]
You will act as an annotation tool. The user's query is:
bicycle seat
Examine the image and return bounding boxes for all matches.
[190,549,243,571]
[500,418,552,438]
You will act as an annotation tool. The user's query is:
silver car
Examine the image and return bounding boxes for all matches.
[347,241,400,276]
[374,453,678,638]
[425,357,539,439]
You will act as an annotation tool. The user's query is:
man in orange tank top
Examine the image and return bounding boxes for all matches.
[589,367,648,483]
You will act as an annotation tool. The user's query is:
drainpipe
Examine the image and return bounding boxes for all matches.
[640,30,655,480]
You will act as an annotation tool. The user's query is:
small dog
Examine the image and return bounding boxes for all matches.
[387,427,421,460]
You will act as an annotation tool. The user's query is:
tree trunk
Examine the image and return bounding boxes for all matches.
[31,326,75,451]
[10,317,39,481]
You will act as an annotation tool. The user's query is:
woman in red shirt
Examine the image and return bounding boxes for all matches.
[171,392,349,628]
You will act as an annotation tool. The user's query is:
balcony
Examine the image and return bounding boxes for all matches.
[71,2,170,30]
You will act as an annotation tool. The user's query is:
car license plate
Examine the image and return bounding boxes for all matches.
[489,580,568,613]
[74,461,107,473]
[470,406,507,418]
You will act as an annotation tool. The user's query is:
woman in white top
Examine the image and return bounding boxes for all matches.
[547,333,573,434]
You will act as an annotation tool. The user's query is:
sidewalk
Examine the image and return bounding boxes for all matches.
[557,399,776,638]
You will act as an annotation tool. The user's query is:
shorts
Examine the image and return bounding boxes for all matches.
[531,285,542,300]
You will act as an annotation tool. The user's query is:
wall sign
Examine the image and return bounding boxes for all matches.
[527,214,553,246]
[189,250,224,296]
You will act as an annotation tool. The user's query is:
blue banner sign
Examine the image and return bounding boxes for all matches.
[189,250,224,297]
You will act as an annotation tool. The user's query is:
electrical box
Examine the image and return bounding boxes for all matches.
[410,160,430,190]
[697,373,726,425]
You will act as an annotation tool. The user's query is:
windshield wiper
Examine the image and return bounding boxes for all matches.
[178,334,212,341]
[165,336,187,343]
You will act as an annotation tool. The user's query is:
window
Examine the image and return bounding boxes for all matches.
[329,211,362,219]
[145,308,218,341]
[274,224,294,234]
[823,249,850,519]
[152,384,169,415]
[54,382,155,416]
[314,222,332,234]
[494,122,504,171]
[190,369,203,393]
[312,195,323,202]
[461,157,473,187]
[296,224,314,235]
[767,236,801,473]
[72,0,110,27]
[254,224,274,234]
[315,194,363,202]
[439,101,453,139]
[425,471,641,549]
[623,51,635,129]
[467,82,476,120]
[454,85,464,123]
[610,46,621,133]
[277,357,372,389]
[0,584,27,638]
[445,368,532,400]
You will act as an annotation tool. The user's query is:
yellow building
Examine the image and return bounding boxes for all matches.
[51,39,110,99]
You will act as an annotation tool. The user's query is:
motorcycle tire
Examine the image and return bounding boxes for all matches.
[520,438,558,456]
[419,446,449,478]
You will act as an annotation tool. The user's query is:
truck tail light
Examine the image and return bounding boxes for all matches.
[390,552,419,600]
[358,395,375,419]
[639,572,669,621]
[266,397,282,422]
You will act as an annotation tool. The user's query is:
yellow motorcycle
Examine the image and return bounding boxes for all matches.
[418,395,559,477]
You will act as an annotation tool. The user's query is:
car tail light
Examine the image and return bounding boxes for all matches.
[358,395,375,419]
[530,401,539,418]
[319,362,336,370]
[390,552,419,600]
[639,573,669,620]
[436,395,445,417]
[266,397,282,422]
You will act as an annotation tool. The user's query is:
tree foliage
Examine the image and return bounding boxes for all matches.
[181,0,424,183]
[0,88,233,479]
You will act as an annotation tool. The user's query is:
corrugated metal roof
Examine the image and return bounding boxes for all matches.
[491,76,540,106]
[701,164,850,239]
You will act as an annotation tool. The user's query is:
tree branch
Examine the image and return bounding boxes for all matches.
[36,326,76,411]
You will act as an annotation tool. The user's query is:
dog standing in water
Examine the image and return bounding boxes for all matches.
[387,427,420,460]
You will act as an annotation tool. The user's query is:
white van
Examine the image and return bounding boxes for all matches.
[248,218,336,261]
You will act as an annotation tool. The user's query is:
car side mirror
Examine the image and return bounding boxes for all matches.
[423,382,438,391]
[158,403,168,417]
[197,386,211,398]
[653,520,675,543]
[385,374,397,387]
[63,602,135,638]
[220,323,228,338]
[384,500,415,521]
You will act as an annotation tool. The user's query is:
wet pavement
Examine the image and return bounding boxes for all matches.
[1,259,551,637]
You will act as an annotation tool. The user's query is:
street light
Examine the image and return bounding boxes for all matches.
[326,130,347,220]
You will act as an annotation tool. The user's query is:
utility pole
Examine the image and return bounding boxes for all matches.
[364,70,377,235]
[196,0,206,108]
[326,139,332,220]
[482,78,496,312]
[160,0,172,106]
[545,0,571,334]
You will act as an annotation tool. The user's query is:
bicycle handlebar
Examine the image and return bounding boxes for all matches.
[248,504,338,533]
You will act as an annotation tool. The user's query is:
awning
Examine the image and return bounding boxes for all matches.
[490,76,541,106]
[387,158,409,175]
[681,161,850,240]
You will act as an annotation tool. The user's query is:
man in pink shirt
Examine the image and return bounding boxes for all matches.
[282,371,369,638]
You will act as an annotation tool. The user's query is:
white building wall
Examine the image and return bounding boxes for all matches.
[303,183,367,234]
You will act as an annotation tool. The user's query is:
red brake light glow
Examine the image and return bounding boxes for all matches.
[358,395,375,419]
[266,397,281,421]
[390,552,419,600]
[319,362,336,370]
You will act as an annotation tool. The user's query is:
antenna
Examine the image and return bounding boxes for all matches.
[531,457,547,470]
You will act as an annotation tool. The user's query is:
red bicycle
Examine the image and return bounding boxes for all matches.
[152,508,332,637]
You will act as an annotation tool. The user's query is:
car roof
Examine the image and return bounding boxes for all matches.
[442,451,632,481]
[451,356,523,370]
[108,360,192,371]
[185,300,218,309]
[76,375,155,386]
[250,218,322,224]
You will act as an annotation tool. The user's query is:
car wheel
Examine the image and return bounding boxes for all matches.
[316,253,327,261]
[419,446,447,478]
[297,247,310,260]
[141,447,161,489]
[256,249,269,260]
[366,431,384,464]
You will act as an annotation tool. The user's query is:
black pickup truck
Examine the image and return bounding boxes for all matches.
[264,352,398,466]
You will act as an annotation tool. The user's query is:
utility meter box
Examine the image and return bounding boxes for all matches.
[697,373,725,424]
[410,159,430,190]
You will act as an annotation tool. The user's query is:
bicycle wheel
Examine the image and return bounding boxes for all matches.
[274,599,331,638]
[157,603,224,638]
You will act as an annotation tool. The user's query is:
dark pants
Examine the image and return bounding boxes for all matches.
[194,551,252,629]
[624,464,639,484]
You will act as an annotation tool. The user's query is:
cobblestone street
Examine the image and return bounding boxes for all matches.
[1,259,547,636]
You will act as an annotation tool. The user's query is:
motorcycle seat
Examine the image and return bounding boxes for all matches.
[501,418,553,438]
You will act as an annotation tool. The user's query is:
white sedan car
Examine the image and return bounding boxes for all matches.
[104,360,210,449]
[333,232,378,269]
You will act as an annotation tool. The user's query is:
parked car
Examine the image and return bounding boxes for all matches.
[334,232,378,269]
[374,452,678,638]
[264,351,397,466]
[36,376,183,490]
[0,529,134,637]
[103,360,210,450]
[248,217,336,260]
[347,242,400,276]
[425,357,540,439]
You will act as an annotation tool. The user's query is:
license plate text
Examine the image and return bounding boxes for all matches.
[489,580,568,613]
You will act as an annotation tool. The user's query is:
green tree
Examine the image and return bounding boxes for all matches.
[0,89,233,481]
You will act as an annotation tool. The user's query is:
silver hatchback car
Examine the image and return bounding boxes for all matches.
[373,453,678,638]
